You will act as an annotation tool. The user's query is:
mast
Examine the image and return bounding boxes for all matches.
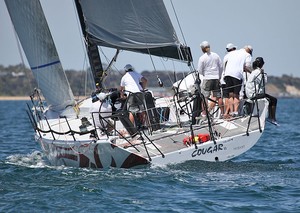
[74,0,105,89]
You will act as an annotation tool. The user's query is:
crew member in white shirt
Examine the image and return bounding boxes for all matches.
[197,41,223,116]
[245,57,279,126]
[120,64,148,125]
[120,64,147,99]
[223,45,253,118]
[221,43,237,117]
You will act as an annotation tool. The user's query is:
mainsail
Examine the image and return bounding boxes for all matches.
[77,0,192,61]
[5,0,75,112]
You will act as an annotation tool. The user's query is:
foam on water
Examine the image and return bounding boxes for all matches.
[5,151,47,168]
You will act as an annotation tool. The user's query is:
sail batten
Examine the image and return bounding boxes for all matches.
[79,0,191,61]
[31,60,61,70]
[5,0,75,112]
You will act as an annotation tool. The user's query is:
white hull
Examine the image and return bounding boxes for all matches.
[37,129,263,168]
[36,136,149,168]
[150,130,263,165]
[33,97,268,169]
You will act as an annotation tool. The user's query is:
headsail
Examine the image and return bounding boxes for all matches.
[77,0,192,62]
[5,0,75,112]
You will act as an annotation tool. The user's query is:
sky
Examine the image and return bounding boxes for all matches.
[1,0,300,77]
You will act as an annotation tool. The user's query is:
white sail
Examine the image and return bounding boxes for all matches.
[5,0,75,112]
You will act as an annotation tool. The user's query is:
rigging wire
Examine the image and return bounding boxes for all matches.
[12,29,26,69]
[98,47,124,89]
[169,0,196,73]
[166,1,198,91]
[168,1,197,88]
[72,0,95,98]
[170,0,187,47]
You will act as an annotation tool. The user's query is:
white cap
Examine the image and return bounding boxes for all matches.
[124,64,134,72]
[200,41,210,48]
[244,45,253,52]
[226,43,237,51]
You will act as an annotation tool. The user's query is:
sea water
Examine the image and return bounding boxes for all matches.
[0,99,299,212]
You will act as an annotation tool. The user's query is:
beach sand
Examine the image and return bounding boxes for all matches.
[0,96,30,100]
[0,96,87,101]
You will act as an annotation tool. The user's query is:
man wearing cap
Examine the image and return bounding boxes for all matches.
[223,45,253,118]
[119,64,148,127]
[221,43,237,116]
[120,64,147,100]
[197,41,223,116]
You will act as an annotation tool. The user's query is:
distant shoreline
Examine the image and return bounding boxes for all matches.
[0,96,30,100]
[0,96,88,101]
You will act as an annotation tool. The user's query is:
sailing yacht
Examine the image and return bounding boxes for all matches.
[5,0,269,168]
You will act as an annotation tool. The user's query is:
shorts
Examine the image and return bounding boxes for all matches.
[221,84,229,98]
[126,92,145,113]
[201,79,221,98]
[224,76,242,96]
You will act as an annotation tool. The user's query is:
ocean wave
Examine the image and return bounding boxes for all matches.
[5,151,47,168]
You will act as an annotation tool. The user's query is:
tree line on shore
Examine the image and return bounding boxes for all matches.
[0,64,299,97]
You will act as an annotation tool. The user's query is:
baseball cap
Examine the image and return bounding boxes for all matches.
[226,43,237,51]
[244,45,253,55]
[255,57,264,65]
[200,41,210,48]
[124,64,134,72]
